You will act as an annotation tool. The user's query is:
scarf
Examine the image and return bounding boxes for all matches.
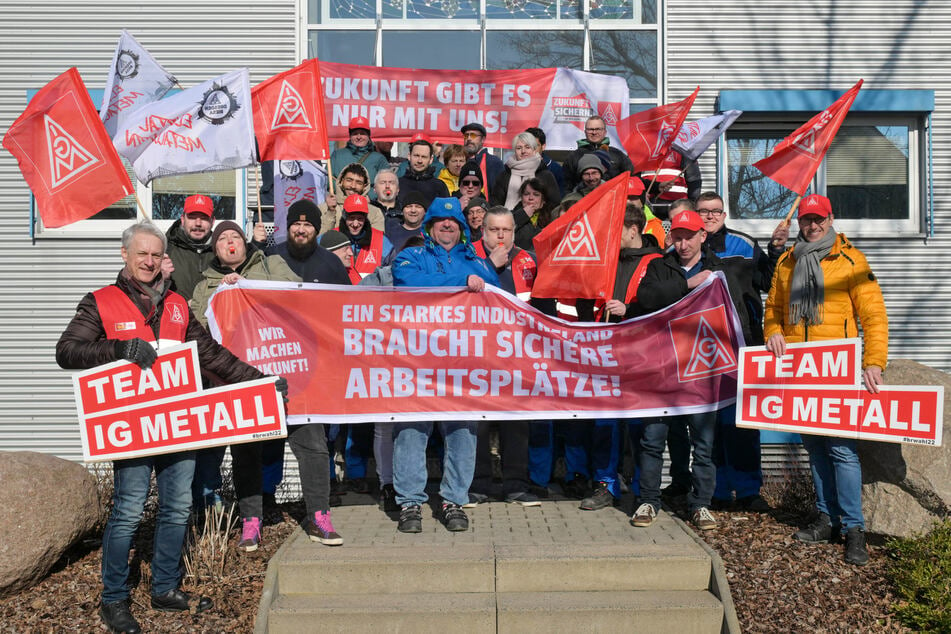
[504,154,541,209]
[788,228,837,326]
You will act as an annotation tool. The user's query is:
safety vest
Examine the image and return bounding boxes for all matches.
[352,229,385,278]
[593,252,662,321]
[642,151,687,201]
[93,285,188,348]
[474,241,537,301]
[347,268,362,285]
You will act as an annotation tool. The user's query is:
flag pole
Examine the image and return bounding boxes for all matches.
[132,190,150,220]
[253,165,263,225]
[783,194,803,225]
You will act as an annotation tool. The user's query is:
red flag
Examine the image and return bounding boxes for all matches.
[753,80,863,195]
[478,153,489,198]
[621,86,699,172]
[3,68,134,228]
[531,173,629,300]
[251,59,330,161]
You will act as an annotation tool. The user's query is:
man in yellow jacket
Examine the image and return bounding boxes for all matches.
[764,194,888,566]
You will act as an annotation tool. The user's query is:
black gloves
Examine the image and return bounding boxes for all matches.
[115,338,157,369]
[275,377,289,404]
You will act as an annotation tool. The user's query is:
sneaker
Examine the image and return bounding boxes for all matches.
[580,482,616,511]
[844,527,869,566]
[378,483,398,512]
[561,475,589,499]
[661,482,690,499]
[630,503,657,527]
[100,599,141,634]
[306,511,344,546]
[691,507,717,531]
[736,494,772,513]
[441,503,469,532]
[462,491,490,508]
[398,505,422,533]
[506,491,542,507]
[237,517,261,552]
[348,477,371,494]
[794,513,835,543]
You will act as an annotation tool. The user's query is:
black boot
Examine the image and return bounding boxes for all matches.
[794,512,836,543]
[844,527,869,566]
[151,588,191,612]
[100,599,141,634]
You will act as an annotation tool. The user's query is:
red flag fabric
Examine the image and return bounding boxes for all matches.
[3,68,134,228]
[478,153,489,198]
[251,59,330,161]
[531,172,629,301]
[753,80,863,195]
[621,86,699,172]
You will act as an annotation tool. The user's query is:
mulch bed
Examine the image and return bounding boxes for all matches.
[0,496,907,632]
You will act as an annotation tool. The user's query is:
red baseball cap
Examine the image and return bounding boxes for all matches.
[627,177,646,197]
[183,194,213,218]
[343,194,369,214]
[670,210,705,233]
[348,116,371,133]
[410,133,431,144]
[798,194,832,218]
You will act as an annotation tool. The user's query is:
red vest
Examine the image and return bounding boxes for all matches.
[642,151,687,201]
[93,285,189,345]
[352,229,384,278]
[594,252,662,321]
[474,241,536,299]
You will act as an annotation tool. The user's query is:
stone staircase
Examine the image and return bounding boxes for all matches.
[255,500,736,633]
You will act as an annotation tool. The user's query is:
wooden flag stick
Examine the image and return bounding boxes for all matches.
[326,157,336,199]
[783,194,803,226]
[133,191,150,220]
[253,165,263,225]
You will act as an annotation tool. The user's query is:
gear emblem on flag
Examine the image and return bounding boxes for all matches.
[198,83,240,126]
[551,215,602,263]
[45,114,99,189]
[115,50,140,80]
[279,160,303,179]
[271,80,313,130]
[669,305,737,382]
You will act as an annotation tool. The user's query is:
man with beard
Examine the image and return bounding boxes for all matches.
[385,191,426,253]
[460,122,503,190]
[329,116,390,186]
[319,163,385,234]
[267,199,351,285]
[398,139,450,208]
[163,194,215,300]
[370,168,401,220]
[339,194,393,279]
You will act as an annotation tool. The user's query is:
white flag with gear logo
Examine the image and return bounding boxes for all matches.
[113,68,256,185]
[99,30,177,139]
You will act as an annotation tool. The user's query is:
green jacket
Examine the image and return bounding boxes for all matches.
[165,219,214,300]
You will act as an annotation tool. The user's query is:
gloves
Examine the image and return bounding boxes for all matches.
[115,338,157,369]
[275,377,289,405]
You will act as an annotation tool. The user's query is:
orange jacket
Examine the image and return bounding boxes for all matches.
[764,233,887,370]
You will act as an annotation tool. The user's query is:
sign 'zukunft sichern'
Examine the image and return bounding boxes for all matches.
[737,339,943,446]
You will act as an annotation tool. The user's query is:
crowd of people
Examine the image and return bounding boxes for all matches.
[55,115,888,634]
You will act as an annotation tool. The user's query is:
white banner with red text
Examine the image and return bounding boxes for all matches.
[71,342,287,462]
[737,339,943,446]
[205,274,745,425]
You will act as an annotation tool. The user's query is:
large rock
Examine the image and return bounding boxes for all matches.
[858,359,951,538]
[0,451,101,596]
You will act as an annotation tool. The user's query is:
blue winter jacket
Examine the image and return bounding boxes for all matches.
[392,198,500,288]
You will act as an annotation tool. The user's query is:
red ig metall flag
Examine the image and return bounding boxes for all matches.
[620,86,699,172]
[754,79,863,195]
[531,172,629,301]
[3,68,134,228]
[252,59,330,161]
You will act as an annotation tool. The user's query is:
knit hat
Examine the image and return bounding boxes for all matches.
[287,199,321,228]
[319,229,350,251]
[458,161,484,187]
[577,153,605,176]
[402,191,428,210]
[210,220,245,245]
[464,197,489,213]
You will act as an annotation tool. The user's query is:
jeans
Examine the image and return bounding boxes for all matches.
[102,452,195,603]
[589,419,643,498]
[393,421,477,507]
[472,421,530,496]
[713,404,763,500]
[344,423,373,479]
[800,434,865,530]
[527,421,553,487]
[287,423,331,515]
[192,446,225,508]
[639,413,716,513]
[666,416,692,490]
[558,420,591,481]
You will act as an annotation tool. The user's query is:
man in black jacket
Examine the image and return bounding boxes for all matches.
[562,115,634,191]
[398,139,449,208]
[56,221,284,634]
[268,199,352,285]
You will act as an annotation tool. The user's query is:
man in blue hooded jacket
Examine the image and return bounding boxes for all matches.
[390,198,499,534]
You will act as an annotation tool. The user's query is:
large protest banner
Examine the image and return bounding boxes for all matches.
[737,340,943,446]
[71,342,287,462]
[206,274,744,425]
[319,62,629,151]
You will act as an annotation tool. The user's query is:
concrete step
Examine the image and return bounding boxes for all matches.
[495,543,711,592]
[497,590,724,633]
[267,592,497,633]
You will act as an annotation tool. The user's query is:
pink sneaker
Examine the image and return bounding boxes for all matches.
[306,511,343,546]
[237,517,261,552]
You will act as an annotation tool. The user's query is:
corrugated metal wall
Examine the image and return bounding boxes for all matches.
[0,2,298,460]
[666,0,951,372]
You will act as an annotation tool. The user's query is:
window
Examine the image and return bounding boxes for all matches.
[719,89,934,238]
[31,89,245,238]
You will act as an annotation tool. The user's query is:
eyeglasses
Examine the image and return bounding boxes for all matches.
[461,179,481,186]
[798,215,829,226]
[585,127,605,133]
[463,132,482,140]
[697,209,725,217]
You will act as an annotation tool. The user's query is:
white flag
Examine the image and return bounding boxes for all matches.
[273,160,327,243]
[100,30,177,139]
[671,109,743,161]
[114,68,256,185]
